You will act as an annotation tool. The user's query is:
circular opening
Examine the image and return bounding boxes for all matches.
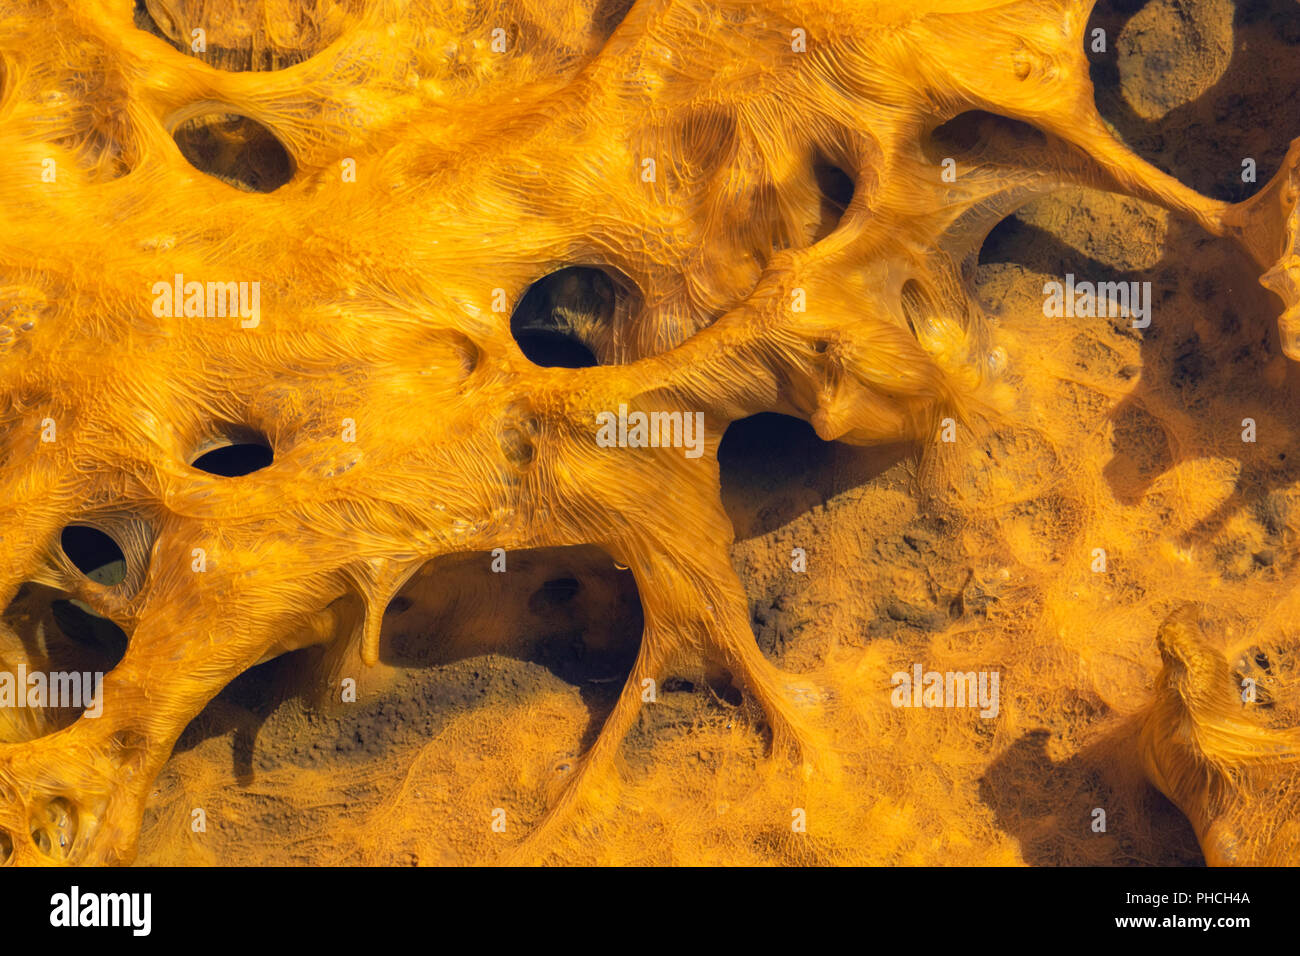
[59,526,127,584]
[510,266,636,368]
[173,113,294,193]
[190,440,274,477]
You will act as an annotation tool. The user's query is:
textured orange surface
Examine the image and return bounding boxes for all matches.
[0,0,1298,865]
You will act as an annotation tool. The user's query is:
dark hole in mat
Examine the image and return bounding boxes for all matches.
[173,113,293,192]
[191,441,274,477]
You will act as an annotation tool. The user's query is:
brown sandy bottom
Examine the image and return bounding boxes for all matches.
[132,0,1300,865]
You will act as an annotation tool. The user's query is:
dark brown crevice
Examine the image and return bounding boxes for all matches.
[812,151,856,241]
[134,0,360,72]
[900,278,936,341]
[591,0,637,39]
